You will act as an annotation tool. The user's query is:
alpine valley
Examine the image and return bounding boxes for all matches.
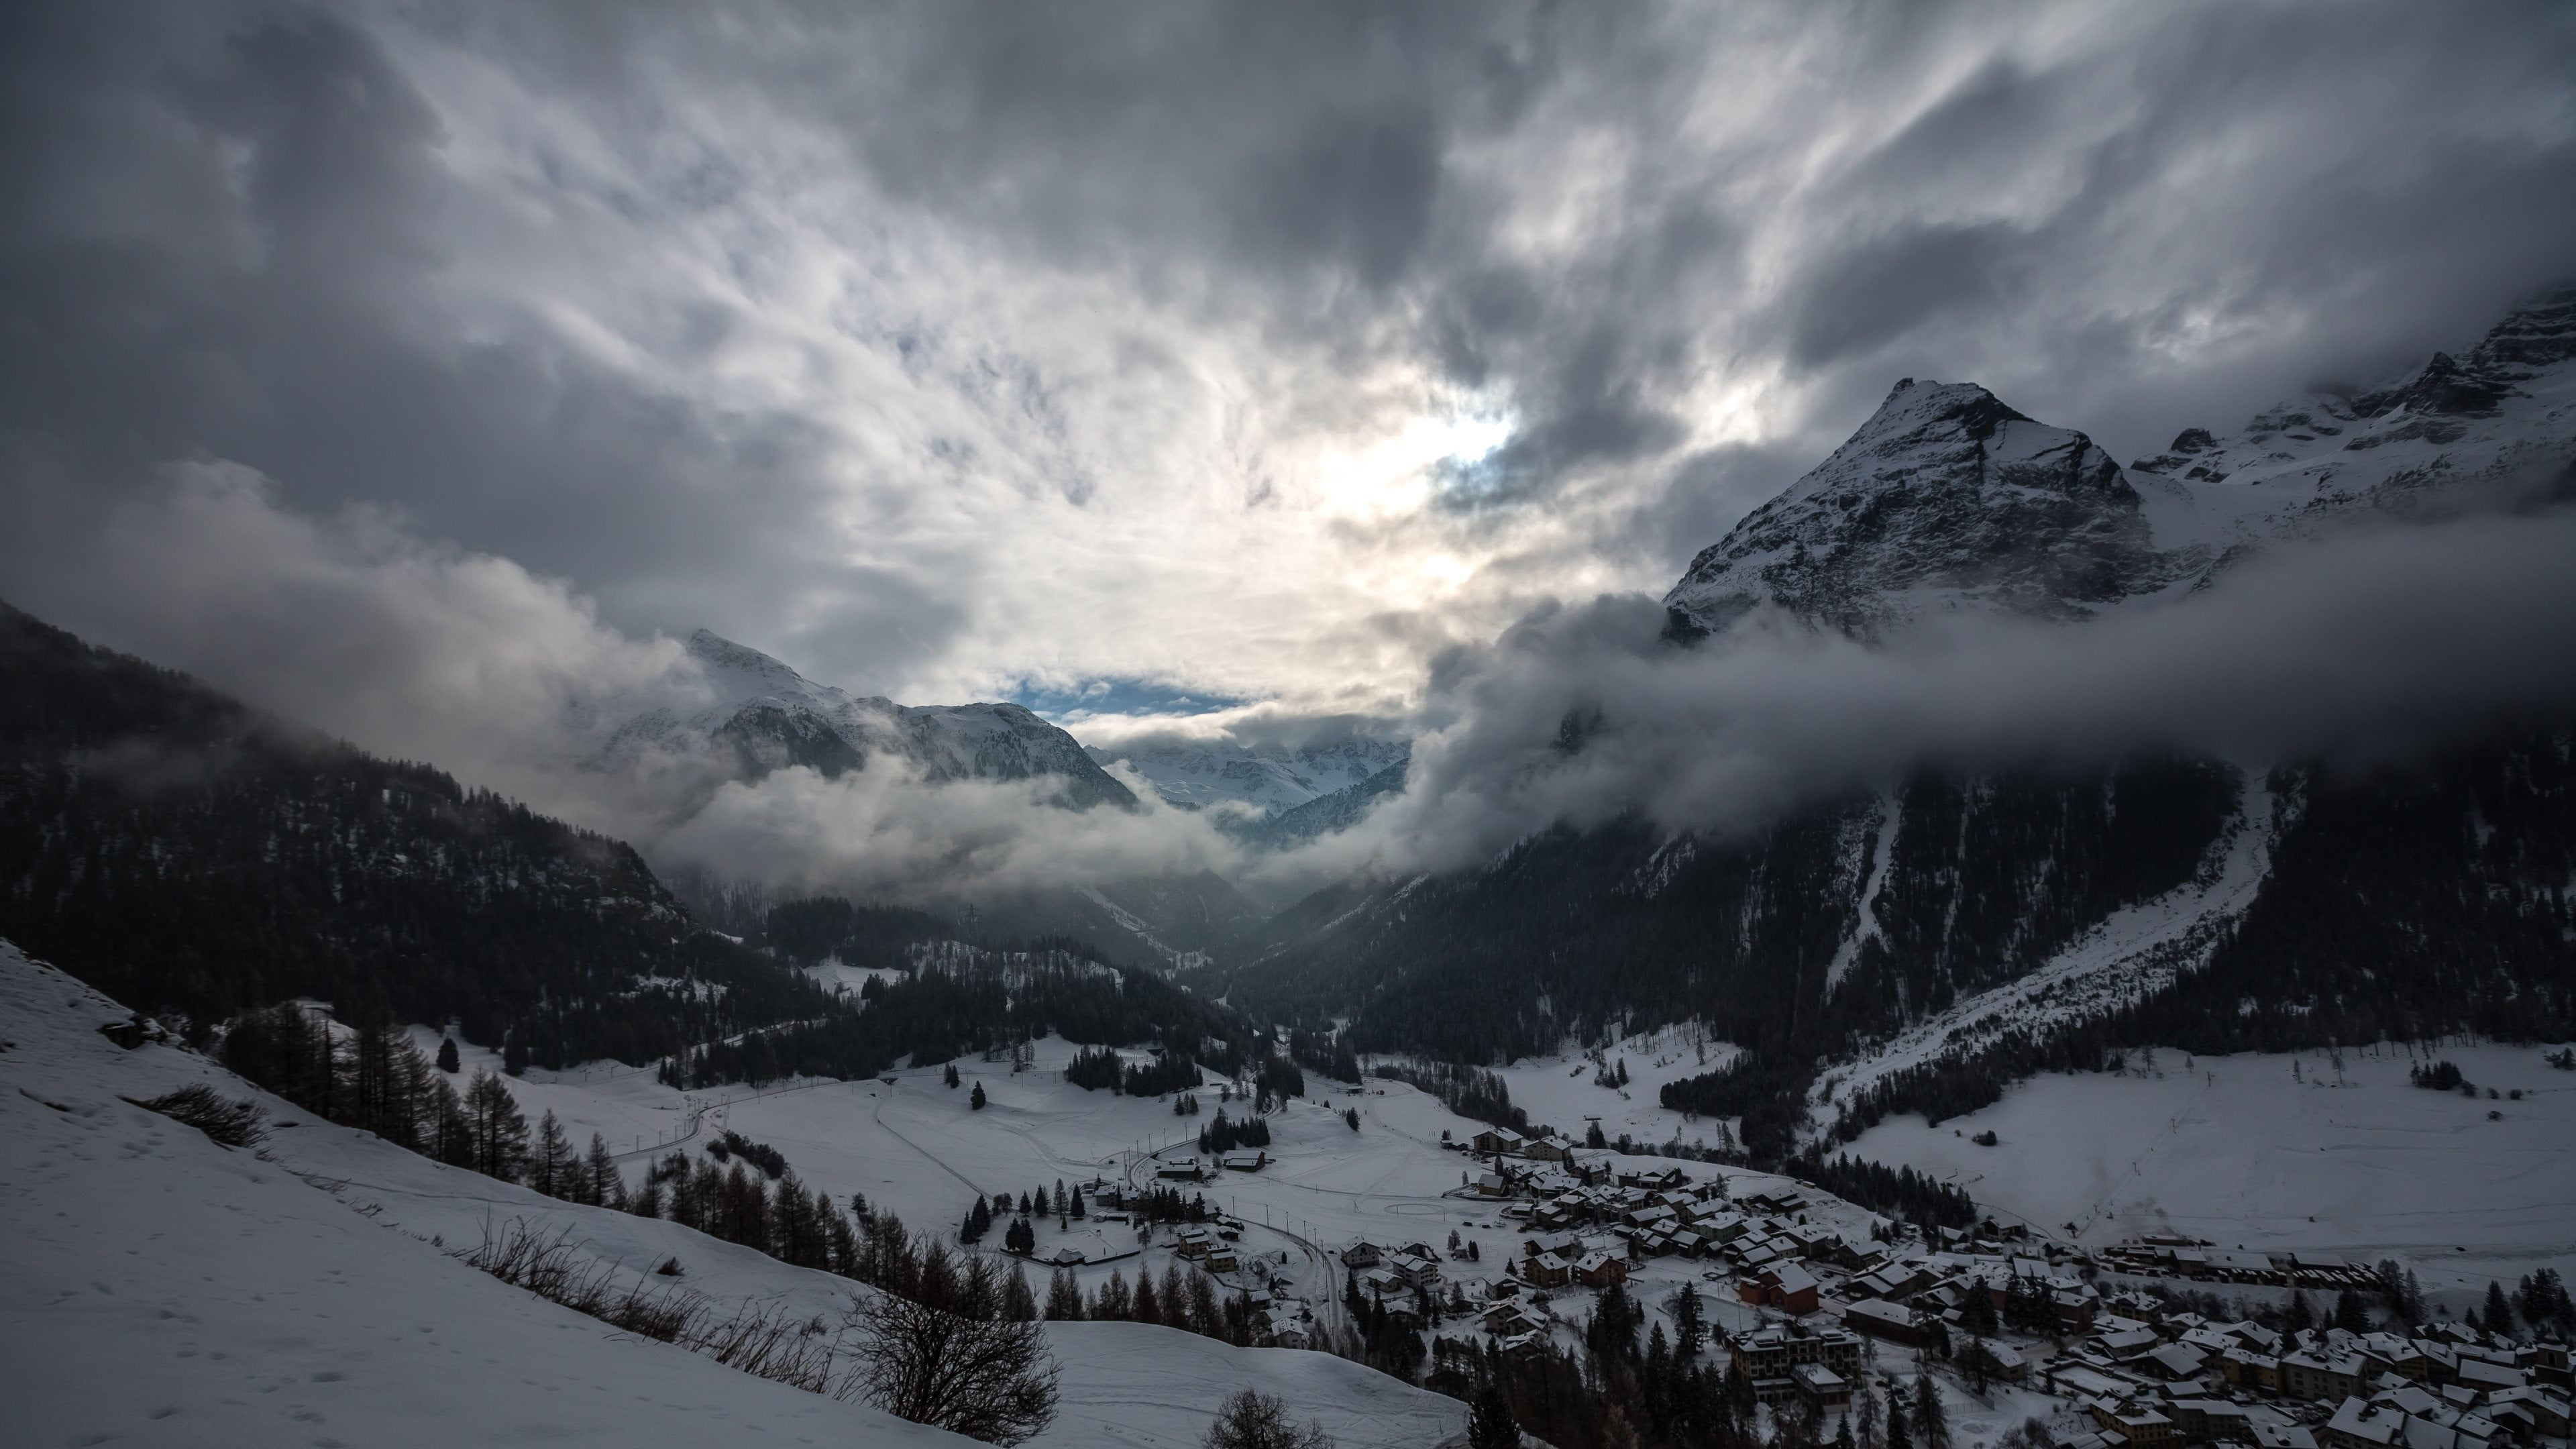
[6,292,2573,1449]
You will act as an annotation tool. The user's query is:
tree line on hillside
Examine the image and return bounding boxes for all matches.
[1371,1059,1527,1136]
[1230,757,2241,1068]
[1783,1149,1976,1230]
[221,1000,626,1201]
[669,931,1265,1089]
[0,606,1284,1113]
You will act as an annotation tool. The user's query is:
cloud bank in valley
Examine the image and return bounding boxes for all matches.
[1352,502,2576,877]
[37,453,2576,912]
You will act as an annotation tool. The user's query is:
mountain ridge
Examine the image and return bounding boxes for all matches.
[601,629,1138,810]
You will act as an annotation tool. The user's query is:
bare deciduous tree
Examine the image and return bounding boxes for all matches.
[848,1287,1058,1445]
[1202,1388,1334,1449]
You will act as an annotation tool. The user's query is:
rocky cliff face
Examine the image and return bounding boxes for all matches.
[1664,380,2165,639]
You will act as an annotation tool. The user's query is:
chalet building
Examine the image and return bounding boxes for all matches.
[2220,1350,2283,1395]
[2248,1423,2316,1449]
[1738,1263,1821,1316]
[1795,1364,1854,1412]
[1729,1324,1865,1403]
[1853,1263,1929,1302]
[1843,1298,1920,1346]
[1220,1152,1269,1172]
[2162,1399,2252,1444]
[1574,1251,1628,1289]
[1389,1251,1444,1293]
[1157,1157,1207,1181]
[1472,1128,1526,1156]
[2092,1407,2178,1449]
[1523,1251,1573,1287]
[2283,1350,2369,1403]
[2139,1343,2211,1383]
[1342,1240,1383,1269]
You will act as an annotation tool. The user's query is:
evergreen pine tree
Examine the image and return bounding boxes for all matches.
[463,1069,529,1181]
[1914,1373,1950,1449]
[1045,1269,1085,1321]
[1467,1387,1519,1449]
[970,1081,987,1110]
[583,1132,624,1208]
[1002,1264,1038,1322]
[2483,1281,2516,1338]
[2333,1287,2370,1333]
[531,1110,574,1198]
[1885,1387,1911,1449]
[436,1035,460,1074]
[1094,1268,1131,1321]
[1962,1279,2000,1338]
[2286,1289,2315,1332]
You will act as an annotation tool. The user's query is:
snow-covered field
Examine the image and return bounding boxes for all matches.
[0,942,1467,1448]
[1464,1024,1744,1154]
[1845,1040,2576,1307]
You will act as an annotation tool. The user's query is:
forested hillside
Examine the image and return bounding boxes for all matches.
[0,600,827,1068]
[1220,737,2576,1161]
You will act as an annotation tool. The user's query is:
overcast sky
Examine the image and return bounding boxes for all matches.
[5,0,2574,749]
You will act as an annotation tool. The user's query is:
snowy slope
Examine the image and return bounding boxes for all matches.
[0,945,971,1449]
[1085,738,1409,818]
[1845,1040,2576,1310]
[0,939,1469,1448]
[602,630,1136,808]
[1811,769,2285,1128]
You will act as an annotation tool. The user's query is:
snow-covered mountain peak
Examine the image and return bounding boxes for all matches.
[1670,290,2576,645]
[682,627,851,713]
[1665,378,2155,639]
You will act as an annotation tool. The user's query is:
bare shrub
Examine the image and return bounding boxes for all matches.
[1203,1387,1336,1449]
[129,1082,268,1147]
[453,1219,853,1393]
[848,1285,1059,1444]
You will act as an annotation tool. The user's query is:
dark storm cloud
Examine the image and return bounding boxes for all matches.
[0,1,967,695]
[3,0,2574,851]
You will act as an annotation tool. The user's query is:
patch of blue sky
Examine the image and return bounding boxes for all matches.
[1007,676,1248,723]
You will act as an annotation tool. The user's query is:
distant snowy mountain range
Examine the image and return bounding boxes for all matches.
[1084,737,1409,818]
[609,627,1415,847]
[600,629,1137,810]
